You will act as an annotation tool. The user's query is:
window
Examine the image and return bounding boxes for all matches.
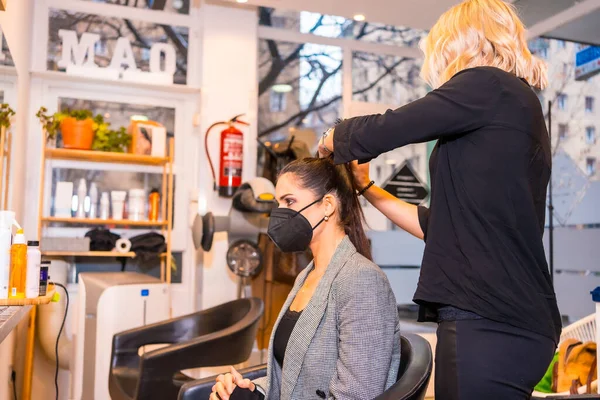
[540,47,548,59]
[269,90,286,112]
[558,124,568,139]
[585,97,594,113]
[586,157,596,176]
[557,40,566,49]
[586,126,596,144]
[557,93,567,110]
[562,63,569,76]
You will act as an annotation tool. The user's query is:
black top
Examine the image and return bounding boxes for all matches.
[273,308,302,367]
[333,67,562,343]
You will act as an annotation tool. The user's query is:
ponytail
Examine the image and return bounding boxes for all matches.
[279,157,372,260]
[341,163,372,260]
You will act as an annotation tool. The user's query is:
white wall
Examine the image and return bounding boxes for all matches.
[0,2,35,399]
[197,3,259,309]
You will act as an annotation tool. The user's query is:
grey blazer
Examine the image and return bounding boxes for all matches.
[255,236,400,400]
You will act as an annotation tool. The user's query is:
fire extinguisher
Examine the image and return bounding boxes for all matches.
[205,114,249,198]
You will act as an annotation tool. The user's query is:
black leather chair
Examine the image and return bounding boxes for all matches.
[178,333,433,400]
[109,298,264,400]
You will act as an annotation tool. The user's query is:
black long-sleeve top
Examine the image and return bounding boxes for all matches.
[333,66,562,343]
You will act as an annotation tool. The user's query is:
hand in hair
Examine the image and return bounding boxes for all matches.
[350,161,371,190]
[318,127,335,158]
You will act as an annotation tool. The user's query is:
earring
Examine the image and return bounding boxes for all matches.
[324,215,329,221]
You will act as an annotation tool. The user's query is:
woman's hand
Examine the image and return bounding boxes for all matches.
[210,366,256,400]
[350,161,371,190]
[318,127,335,158]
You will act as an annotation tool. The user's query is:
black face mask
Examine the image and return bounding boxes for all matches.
[267,197,325,253]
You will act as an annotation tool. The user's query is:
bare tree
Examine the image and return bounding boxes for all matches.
[258,7,425,139]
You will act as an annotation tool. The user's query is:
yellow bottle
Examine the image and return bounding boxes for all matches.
[9,228,27,299]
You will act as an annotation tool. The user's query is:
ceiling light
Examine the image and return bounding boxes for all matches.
[353,14,366,22]
[385,159,397,165]
[272,84,293,93]
[236,0,248,3]
[130,115,149,121]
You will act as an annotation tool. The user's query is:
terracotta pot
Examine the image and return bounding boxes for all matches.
[60,117,95,150]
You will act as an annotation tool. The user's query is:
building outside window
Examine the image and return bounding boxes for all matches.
[586,126,596,144]
[586,157,596,176]
[557,93,568,110]
[558,123,568,139]
[585,96,595,113]
[269,90,286,112]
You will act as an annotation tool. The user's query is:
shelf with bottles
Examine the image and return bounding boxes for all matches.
[40,251,136,258]
[40,217,168,227]
[45,147,170,166]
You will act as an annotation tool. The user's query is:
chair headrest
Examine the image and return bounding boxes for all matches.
[232,178,276,214]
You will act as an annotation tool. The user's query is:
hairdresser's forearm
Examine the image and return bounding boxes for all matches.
[363,185,424,240]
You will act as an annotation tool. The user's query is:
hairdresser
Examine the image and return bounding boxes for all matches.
[318,0,561,398]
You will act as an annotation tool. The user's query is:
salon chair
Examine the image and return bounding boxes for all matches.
[177,333,433,400]
[109,297,264,400]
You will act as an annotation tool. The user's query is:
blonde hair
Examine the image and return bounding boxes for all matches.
[419,0,547,89]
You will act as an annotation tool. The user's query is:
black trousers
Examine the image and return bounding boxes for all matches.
[435,318,556,400]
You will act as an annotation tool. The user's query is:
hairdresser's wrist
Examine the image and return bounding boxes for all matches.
[358,180,375,196]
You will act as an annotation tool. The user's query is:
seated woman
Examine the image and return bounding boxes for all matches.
[210,157,400,400]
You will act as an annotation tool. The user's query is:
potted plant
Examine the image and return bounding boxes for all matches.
[92,125,132,153]
[0,103,15,130]
[36,107,95,150]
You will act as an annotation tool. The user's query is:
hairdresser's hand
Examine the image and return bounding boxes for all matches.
[350,160,371,190]
[210,366,255,400]
[318,127,335,158]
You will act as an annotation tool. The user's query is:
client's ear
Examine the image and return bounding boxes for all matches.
[322,194,338,218]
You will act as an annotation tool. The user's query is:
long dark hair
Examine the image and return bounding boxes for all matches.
[279,157,372,260]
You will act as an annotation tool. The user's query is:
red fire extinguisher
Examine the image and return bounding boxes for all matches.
[205,114,249,198]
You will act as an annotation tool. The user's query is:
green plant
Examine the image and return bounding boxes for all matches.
[36,107,95,140]
[0,103,15,129]
[92,126,132,153]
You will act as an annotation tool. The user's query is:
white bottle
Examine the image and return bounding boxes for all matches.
[76,179,87,219]
[25,241,41,299]
[0,211,15,299]
[100,192,110,220]
[89,183,98,219]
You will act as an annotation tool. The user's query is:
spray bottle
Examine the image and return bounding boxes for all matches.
[9,228,27,298]
[0,211,15,299]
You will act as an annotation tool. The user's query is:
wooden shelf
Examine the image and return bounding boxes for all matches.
[0,284,56,306]
[41,216,168,227]
[41,251,136,258]
[45,148,169,166]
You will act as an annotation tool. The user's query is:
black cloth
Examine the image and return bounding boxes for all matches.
[273,308,302,367]
[435,318,555,399]
[129,232,166,263]
[85,228,120,251]
[333,66,561,343]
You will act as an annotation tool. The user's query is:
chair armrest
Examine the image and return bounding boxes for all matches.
[178,365,268,400]
[135,328,258,399]
[113,313,200,353]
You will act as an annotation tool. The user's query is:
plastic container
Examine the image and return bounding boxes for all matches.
[148,189,160,221]
[9,229,27,298]
[76,179,87,219]
[39,261,50,296]
[100,192,110,220]
[89,183,98,219]
[128,189,146,221]
[25,241,41,299]
[0,211,15,299]
[111,191,127,220]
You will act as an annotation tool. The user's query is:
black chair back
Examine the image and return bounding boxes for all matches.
[374,333,433,400]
